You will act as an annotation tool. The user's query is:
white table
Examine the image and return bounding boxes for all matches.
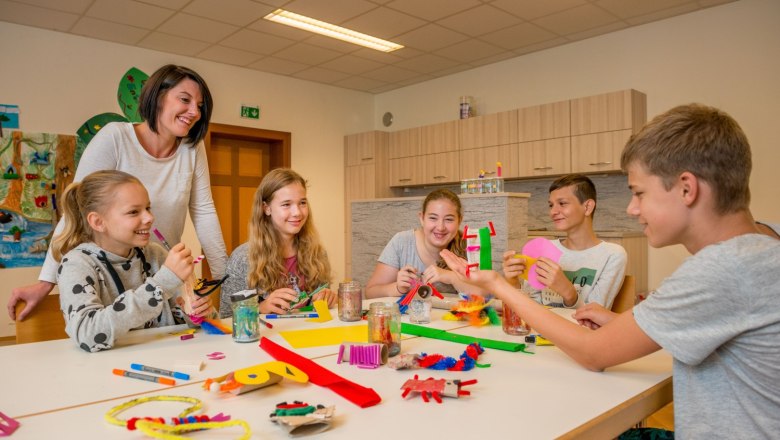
[0,301,672,439]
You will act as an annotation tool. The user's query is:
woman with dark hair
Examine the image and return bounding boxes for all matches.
[8,65,227,321]
[365,188,473,298]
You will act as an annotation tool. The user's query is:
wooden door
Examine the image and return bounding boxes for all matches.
[202,123,291,308]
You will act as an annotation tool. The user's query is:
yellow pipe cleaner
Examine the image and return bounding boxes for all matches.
[135,419,251,440]
[105,395,202,427]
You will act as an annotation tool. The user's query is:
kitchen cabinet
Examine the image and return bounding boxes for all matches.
[419,120,459,154]
[516,137,571,177]
[389,156,423,187]
[571,129,632,173]
[460,144,518,179]
[388,127,420,159]
[459,110,518,150]
[518,100,570,142]
[421,151,460,185]
[570,89,647,136]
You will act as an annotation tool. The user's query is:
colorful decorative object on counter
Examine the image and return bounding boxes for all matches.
[270,401,335,436]
[400,375,478,404]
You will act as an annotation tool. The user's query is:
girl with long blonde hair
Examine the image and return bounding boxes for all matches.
[219,169,335,316]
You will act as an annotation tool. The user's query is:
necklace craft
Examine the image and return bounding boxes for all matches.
[388,342,490,371]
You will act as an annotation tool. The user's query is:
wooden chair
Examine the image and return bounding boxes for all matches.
[611,275,636,313]
[14,294,68,344]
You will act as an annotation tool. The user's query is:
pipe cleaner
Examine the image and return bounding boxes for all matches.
[401,375,478,404]
[105,395,250,439]
[442,294,500,326]
[396,280,444,313]
[387,343,490,371]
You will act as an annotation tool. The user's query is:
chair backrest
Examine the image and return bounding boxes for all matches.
[611,275,636,313]
[15,295,68,344]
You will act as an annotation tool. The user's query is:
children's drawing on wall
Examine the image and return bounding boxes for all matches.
[0,66,149,268]
[0,104,21,138]
[0,132,75,268]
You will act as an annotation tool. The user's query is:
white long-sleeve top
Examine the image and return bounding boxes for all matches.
[39,122,227,282]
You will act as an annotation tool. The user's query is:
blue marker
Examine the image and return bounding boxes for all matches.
[130,363,190,380]
[265,313,319,319]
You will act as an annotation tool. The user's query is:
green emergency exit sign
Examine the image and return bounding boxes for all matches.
[241,105,260,119]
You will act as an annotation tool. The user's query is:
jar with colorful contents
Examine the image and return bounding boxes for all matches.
[367,302,401,357]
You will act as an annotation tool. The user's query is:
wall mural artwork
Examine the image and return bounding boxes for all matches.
[0,67,148,269]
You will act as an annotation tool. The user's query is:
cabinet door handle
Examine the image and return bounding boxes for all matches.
[588,161,612,166]
[533,166,553,171]
[398,178,412,182]
[433,175,447,179]
[484,171,496,175]
[361,157,373,161]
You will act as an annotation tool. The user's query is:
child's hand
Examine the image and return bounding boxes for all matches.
[421,265,451,286]
[312,288,337,308]
[396,265,418,295]
[440,250,505,293]
[259,288,298,314]
[190,295,214,319]
[535,257,577,306]
[573,303,617,330]
[164,243,193,282]
[501,250,525,287]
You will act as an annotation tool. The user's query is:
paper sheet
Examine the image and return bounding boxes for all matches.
[280,324,368,348]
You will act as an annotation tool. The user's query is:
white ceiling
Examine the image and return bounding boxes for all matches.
[0,0,736,94]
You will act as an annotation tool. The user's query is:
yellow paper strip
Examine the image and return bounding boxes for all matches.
[280,324,368,348]
[306,300,333,322]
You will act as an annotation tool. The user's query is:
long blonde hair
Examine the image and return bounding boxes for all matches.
[247,168,331,293]
[51,170,143,261]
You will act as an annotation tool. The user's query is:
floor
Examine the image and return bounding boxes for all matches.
[645,403,675,431]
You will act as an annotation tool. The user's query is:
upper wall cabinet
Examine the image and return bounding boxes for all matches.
[388,127,420,159]
[459,110,518,150]
[571,130,632,173]
[518,100,570,142]
[570,89,647,136]
[345,131,379,166]
[419,120,459,154]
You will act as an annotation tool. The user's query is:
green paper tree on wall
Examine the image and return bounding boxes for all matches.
[75,67,149,167]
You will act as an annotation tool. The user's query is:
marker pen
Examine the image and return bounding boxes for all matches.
[265,313,319,319]
[130,363,190,380]
[113,368,175,385]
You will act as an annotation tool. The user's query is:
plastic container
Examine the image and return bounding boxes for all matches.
[502,301,530,336]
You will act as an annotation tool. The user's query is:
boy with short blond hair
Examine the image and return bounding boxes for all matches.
[443,104,780,438]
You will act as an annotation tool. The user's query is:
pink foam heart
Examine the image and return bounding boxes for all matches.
[522,238,562,290]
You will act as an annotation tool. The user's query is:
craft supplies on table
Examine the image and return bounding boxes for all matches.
[501,301,530,336]
[367,302,401,357]
[230,290,260,343]
[338,281,363,322]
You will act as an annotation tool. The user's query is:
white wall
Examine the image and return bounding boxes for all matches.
[0,22,375,336]
[374,0,780,291]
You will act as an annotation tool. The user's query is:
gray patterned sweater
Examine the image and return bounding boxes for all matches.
[57,242,184,352]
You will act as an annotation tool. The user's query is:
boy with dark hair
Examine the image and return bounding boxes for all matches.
[443,104,780,437]
[503,173,627,308]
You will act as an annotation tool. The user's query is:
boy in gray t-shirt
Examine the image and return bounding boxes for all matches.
[443,104,780,438]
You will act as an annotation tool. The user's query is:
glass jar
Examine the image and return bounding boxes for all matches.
[231,290,260,343]
[502,301,530,336]
[408,285,432,324]
[338,281,363,322]
[367,302,401,357]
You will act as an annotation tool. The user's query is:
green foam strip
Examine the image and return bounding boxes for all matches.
[401,323,527,352]
[478,227,492,270]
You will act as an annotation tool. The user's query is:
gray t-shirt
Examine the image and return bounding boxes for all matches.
[634,234,780,438]
[377,229,456,294]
